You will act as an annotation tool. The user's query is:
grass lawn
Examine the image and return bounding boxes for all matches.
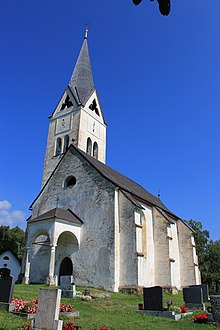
[0,284,214,330]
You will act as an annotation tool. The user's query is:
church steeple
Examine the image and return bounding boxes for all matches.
[69,29,95,106]
[41,31,106,187]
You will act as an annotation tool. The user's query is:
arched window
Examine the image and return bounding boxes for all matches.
[3,256,9,260]
[55,137,62,156]
[64,176,76,188]
[63,135,69,153]
[93,142,98,159]
[86,137,92,156]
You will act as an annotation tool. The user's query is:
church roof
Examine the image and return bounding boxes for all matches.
[70,145,177,217]
[29,207,83,225]
[68,30,95,106]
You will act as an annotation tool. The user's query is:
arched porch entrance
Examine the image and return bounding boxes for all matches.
[59,257,73,284]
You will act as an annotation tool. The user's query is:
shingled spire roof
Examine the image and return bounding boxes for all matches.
[69,29,95,105]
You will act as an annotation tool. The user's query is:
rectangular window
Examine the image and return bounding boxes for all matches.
[136,227,142,253]
[135,212,141,226]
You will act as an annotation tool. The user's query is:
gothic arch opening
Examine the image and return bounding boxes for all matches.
[55,137,62,156]
[86,137,92,156]
[63,135,69,153]
[56,231,79,283]
[93,142,98,159]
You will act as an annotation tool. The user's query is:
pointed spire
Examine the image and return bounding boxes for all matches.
[69,29,95,105]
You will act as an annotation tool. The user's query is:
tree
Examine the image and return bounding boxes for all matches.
[132,0,171,16]
[186,220,210,283]
[205,240,220,293]
[0,226,25,261]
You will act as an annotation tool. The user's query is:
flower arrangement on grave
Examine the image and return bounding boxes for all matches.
[60,303,74,313]
[18,324,31,330]
[166,300,173,311]
[23,300,38,314]
[180,305,188,313]
[12,298,74,314]
[62,321,75,330]
[194,313,208,324]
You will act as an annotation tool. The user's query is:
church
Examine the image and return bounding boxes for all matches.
[22,30,201,292]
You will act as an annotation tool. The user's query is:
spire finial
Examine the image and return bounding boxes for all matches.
[84,22,89,39]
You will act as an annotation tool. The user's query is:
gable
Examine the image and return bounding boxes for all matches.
[84,90,106,125]
[30,146,116,218]
[50,87,79,118]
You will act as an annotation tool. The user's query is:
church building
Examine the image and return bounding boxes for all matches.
[22,30,201,292]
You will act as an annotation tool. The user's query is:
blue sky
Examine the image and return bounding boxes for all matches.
[0,0,219,239]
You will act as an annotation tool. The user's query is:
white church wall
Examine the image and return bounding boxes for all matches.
[26,220,54,283]
[140,204,155,287]
[42,105,81,187]
[0,250,20,280]
[32,149,116,291]
[118,192,138,287]
[177,220,201,287]
[78,104,106,163]
[113,188,120,292]
[153,208,171,287]
[168,223,181,289]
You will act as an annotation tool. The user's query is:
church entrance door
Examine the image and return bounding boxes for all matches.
[59,257,73,284]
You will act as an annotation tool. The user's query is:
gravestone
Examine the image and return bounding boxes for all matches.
[143,286,163,311]
[0,268,11,278]
[0,274,16,311]
[210,295,220,324]
[60,275,76,298]
[137,286,181,320]
[190,284,209,302]
[31,288,63,330]
[183,287,204,309]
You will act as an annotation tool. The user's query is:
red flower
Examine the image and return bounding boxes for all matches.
[194,313,208,323]
[180,306,188,313]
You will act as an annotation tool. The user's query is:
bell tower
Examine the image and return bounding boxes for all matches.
[41,30,106,187]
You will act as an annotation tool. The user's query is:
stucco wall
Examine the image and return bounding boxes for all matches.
[42,95,80,187]
[78,92,106,163]
[168,223,181,288]
[118,192,137,286]
[153,208,171,287]
[140,204,155,287]
[31,148,116,290]
[177,220,200,287]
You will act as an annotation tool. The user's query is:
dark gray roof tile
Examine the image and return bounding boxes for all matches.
[29,208,83,225]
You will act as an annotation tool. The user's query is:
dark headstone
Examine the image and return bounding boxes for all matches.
[143,286,163,311]
[189,284,209,302]
[0,268,11,278]
[183,287,203,304]
[0,275,15,303]
[210,295,220,324]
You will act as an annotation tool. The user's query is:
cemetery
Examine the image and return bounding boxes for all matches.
[1,280,220,329]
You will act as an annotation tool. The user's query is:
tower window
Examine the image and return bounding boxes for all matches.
[60,95,73,111]
[3,256,9,260]
[55,137,62,156]
[89,99,99,116]
[86,137,92,156]
[93,142,98,159]
[63,135,69,153]
[64,176,76,188]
